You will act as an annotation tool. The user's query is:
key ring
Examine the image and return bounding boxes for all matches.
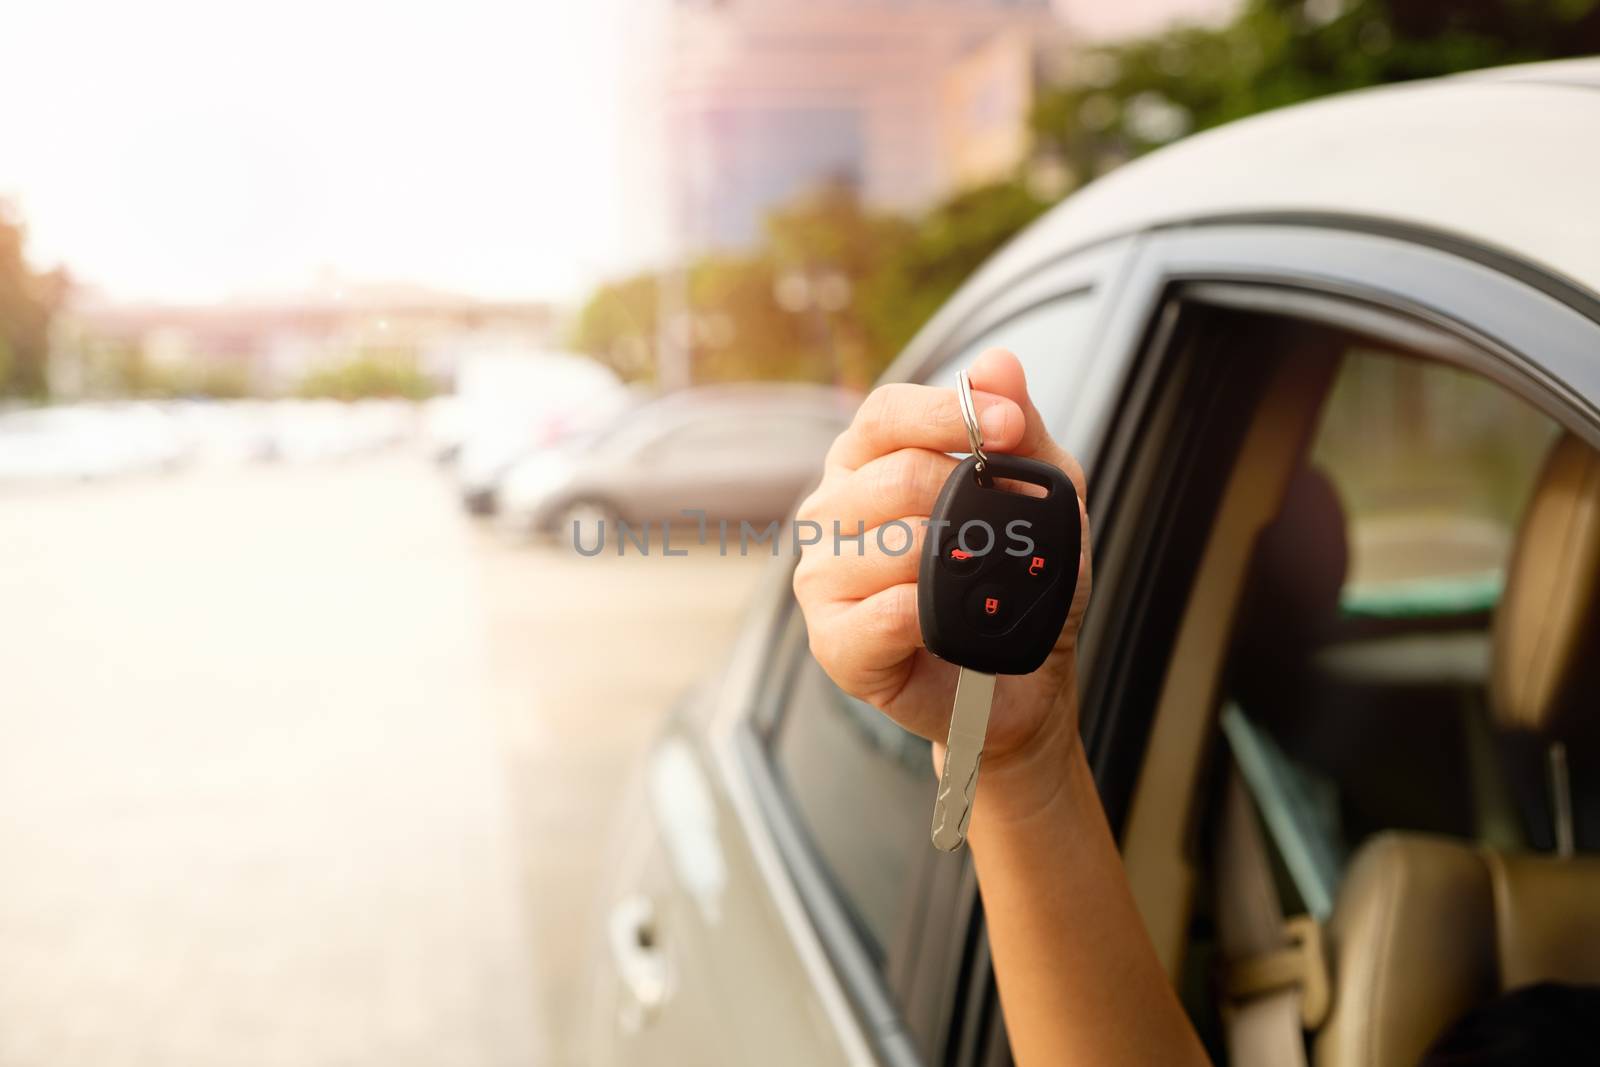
[956,370,990,479]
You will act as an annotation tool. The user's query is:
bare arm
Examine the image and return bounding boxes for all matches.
[793,348,1208,1065]
[968,684,1207,1065]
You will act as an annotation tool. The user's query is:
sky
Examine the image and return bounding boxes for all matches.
[1,0,659,306]
[1,0,1232,309]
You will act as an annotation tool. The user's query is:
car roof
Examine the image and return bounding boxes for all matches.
[981,58,1600,300]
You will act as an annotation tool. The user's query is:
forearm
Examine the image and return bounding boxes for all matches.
[967,684,1209,1066]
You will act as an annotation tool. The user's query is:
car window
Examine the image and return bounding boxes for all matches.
[924,289,1100,416]
[1309,351,1558,618]
[769,641,932,967]
[1088,306,1583,1063]
[651,415,761,454]
[652,412,840,460]
[1211,341,1576,939]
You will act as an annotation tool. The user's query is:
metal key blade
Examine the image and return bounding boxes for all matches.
[931,668,997,851]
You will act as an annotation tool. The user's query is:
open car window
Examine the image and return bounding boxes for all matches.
[1229,345,1563,891]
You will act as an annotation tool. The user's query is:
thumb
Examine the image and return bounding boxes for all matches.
[966,347,1085,499]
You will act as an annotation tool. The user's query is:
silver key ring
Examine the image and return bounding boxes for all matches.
[956,370,989,474]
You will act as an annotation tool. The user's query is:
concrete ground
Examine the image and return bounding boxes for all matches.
[0,456,767,1066]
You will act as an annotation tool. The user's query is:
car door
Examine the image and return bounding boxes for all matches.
[589,240,1135,1067]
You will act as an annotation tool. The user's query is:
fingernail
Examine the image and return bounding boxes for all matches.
[980,405,1010,439]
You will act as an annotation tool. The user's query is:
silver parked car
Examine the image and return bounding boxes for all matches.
[590,61,1600,1067]
[497,384,859,540]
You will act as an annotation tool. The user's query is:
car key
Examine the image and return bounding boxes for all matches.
[920,371,1080,851]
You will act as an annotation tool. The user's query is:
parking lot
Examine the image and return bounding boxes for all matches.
[0,454,768,1065]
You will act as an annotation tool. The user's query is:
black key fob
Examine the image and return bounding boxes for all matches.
[918,454,1080,676]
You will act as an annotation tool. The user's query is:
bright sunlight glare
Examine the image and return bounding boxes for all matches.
[1,0,661,304]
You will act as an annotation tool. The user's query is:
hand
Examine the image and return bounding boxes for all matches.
[793,348,1092,796]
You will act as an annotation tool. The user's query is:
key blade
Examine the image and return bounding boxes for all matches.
[931,668,996,852]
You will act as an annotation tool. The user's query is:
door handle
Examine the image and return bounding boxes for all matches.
[609,894,671,1024]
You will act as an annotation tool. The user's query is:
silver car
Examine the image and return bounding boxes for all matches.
[590,61,1600,1067]
[498,384,859,541]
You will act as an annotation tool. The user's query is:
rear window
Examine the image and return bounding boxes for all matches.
[1309,352,1558,617]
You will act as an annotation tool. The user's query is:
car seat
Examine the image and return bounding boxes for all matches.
[1314,433,1600,1067]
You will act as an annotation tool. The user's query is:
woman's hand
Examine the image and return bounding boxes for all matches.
[793,348,1091,809]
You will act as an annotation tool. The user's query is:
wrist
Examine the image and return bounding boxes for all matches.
[970,686,1086,833]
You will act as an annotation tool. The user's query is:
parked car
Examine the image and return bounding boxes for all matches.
[0,404,185,484]
[454,350,629,514]
[498,384,859,541]
[588,60,1600,1067]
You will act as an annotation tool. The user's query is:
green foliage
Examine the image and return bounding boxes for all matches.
[141,362,254,400]
[1032,0,1600,181]
[572,182,914,389]
[0,203,66,399]
[862,181,1051,359]
[297,351,435,400]
[570,270,661,383]
[571,179,1042,388]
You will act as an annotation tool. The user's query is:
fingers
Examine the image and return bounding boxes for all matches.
[799,447,957,532]
[827,381,1025,472]
[967,348,1087,500]
[794,517,925,601]
[802,583,927,710]
[796,347,1092,717]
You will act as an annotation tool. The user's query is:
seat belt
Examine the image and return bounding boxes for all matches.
[1214,767,1330,1067]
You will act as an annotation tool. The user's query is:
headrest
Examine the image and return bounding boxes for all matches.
[1315,833,1600,1067]
[1231,465,1348,719]
[1315,834,1496,1067]
[1235,465,1349,660]
[1490,433,1600,738]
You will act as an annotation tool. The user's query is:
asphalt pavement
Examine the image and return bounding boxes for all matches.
[0,456,767,1065]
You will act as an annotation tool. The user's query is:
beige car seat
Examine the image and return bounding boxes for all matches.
[1314,434,1600,1067]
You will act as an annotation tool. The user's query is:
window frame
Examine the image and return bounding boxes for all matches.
[1082,227,1600,839]
[1067,229,1600,1057]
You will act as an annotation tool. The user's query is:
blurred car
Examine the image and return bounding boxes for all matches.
[588,61,1600,1067]
[453,349,628,514]
[498,384,858,540]
[0,404,184,484]
[420,394,468,465]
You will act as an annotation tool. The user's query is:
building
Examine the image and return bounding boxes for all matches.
[659,0,1067,251]
[53,284,557,397]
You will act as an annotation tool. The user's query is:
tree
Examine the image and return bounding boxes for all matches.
[0,203,66,400]
[862,180,1051,361]
[297,348,435,400]
[1031,0,1600,186]
[570,270,662,384]
[571,181,918,389]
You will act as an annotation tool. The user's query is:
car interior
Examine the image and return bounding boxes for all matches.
[1106,299,1600,1066]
